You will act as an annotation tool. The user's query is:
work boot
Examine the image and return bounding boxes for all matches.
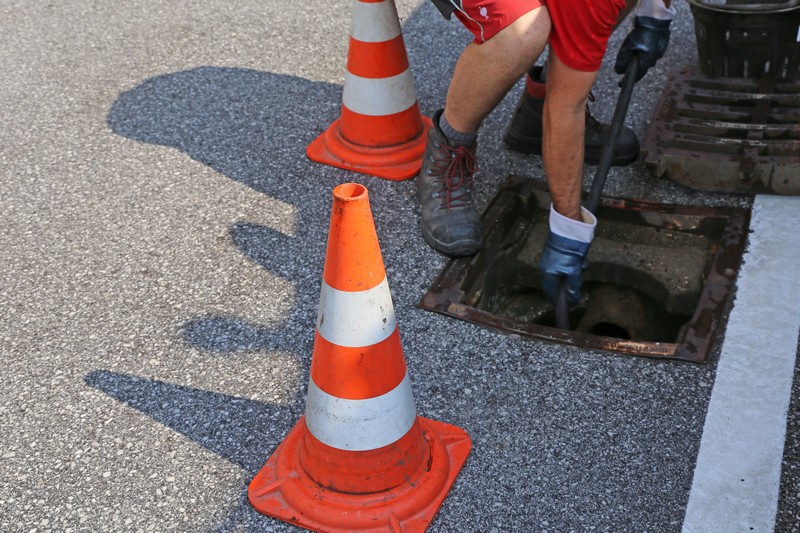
[417,109,481,256]
[503,67,640,166]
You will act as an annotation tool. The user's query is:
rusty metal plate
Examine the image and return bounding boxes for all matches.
[641,65,800,195]
[419,175,751,363]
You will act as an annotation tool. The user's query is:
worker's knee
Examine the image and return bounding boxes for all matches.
[482,7,551,73]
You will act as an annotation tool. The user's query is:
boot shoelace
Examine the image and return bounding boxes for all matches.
[432,143,477,210]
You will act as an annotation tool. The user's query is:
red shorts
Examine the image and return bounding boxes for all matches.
[451,0,628,72]
[449,0,544,43]
[547,0,629,71]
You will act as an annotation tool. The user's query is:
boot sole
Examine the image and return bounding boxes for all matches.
[420,225,480,257]
[503,134,640,167]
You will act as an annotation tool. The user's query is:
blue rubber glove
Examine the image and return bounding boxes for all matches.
[614,16,671,82]
[540,232,590,306]
[539,205,596,306]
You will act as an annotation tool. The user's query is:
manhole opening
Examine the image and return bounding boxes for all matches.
[588,323,631,340]
[497,282,692,343]
[420,176,750,362]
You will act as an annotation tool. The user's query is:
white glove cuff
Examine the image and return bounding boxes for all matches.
[549,204,596,244]
[636,0,677,20]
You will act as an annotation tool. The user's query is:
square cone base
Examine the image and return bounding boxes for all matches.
[306,116,432,182]
[248,415,471,532]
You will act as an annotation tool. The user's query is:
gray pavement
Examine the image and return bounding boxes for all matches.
[0,1,797,532]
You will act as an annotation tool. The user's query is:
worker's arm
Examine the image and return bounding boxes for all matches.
[539,54,598,305]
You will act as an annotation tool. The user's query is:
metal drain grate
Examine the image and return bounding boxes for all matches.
[642,65,800,195]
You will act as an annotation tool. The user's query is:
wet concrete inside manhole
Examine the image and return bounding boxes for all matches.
[421,176,750,362]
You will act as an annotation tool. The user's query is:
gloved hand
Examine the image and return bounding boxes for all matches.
[615,16,671,82]
[539,205,596,306]
[539,231,591,306]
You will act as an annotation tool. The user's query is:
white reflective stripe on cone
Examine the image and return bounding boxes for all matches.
[317,277,397,348]
[342,70,417,117]
[350,0,402,43]
[305,373,417,451]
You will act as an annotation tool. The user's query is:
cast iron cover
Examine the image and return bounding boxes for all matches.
[642,65,800,195]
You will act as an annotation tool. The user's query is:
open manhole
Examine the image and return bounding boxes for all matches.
[420,175,751,362]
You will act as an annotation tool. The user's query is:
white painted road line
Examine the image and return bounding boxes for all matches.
[683,195,800,533]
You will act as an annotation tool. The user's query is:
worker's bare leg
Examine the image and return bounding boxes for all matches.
[417,7,551,256]
[444,7,551,133]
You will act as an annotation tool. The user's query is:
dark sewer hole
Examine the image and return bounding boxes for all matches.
[539,314,634,341]
[419,175,750,361]
[589,323,631,340]
[494,282,693,344]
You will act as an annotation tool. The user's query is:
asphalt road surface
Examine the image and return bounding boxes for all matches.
[1,1,797,532]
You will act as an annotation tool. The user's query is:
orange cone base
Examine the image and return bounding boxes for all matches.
[248,415,471,532]
[306,116,432,182]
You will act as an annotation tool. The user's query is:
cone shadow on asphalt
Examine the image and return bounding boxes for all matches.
[84,370,283,529]
[180,222,322,354]
[107,66,341,202]
[108,68,331,354]
[180,316,276,353]
[85,370,290,475]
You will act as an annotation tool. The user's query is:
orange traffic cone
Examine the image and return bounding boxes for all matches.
[249,183,471,532]
[306,0,432,181]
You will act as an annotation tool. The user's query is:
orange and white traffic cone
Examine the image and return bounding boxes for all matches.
[248,183,471,532]
[306,0,432,181]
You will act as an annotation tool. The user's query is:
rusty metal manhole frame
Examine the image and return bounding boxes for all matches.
[419,175,751,363]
